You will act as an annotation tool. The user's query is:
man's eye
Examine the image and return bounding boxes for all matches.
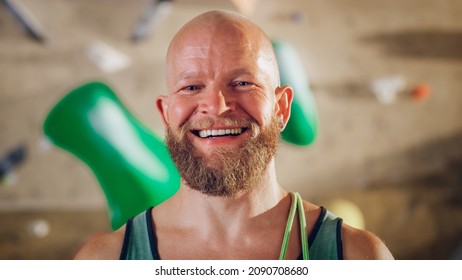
[234,81,252,87]
[183,85,199,91]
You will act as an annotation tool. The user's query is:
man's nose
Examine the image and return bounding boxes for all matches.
[198,87,234,116]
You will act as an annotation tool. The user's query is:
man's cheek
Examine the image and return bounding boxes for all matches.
[170,98,197,127]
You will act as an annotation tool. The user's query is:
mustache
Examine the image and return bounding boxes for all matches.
[178,117,259,139]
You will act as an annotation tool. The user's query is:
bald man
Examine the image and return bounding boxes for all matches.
[74,10,393,260]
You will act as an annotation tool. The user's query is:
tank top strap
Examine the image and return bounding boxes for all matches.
[309,208,344,260]
[119,207,158,260]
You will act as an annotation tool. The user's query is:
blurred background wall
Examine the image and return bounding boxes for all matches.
[0,0,461,259]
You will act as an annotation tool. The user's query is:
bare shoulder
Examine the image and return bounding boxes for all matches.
[73,225,126,260]
[341,224,394,260]
[300,198,394,260]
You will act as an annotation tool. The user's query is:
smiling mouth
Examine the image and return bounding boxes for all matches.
[191,128,248,138]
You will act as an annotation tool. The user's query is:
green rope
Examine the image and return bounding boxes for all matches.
[296,192,309,260]
[279,192,297,260]
[278,192,310,260]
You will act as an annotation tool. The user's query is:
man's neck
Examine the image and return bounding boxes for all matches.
[154,164,289,238]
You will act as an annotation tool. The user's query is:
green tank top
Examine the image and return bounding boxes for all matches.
[120,193,343,260]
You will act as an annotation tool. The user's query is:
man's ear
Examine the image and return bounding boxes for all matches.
[274,85,293,131]
[156,95,169,127]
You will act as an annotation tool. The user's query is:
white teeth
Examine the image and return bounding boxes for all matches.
[196,128,243,138]
[199,130,208,138]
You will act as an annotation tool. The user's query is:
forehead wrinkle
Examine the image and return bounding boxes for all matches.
[176,70,206,84]
[181,45,209,58]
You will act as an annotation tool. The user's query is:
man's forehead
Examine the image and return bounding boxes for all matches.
[168,32,258,66]
[172,26,252,50]
[176,67,254,79]
[175,45,209,58]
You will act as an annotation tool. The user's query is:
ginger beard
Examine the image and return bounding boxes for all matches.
[165,115,281,197]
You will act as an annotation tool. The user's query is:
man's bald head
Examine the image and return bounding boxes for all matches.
[165,10,280,91]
